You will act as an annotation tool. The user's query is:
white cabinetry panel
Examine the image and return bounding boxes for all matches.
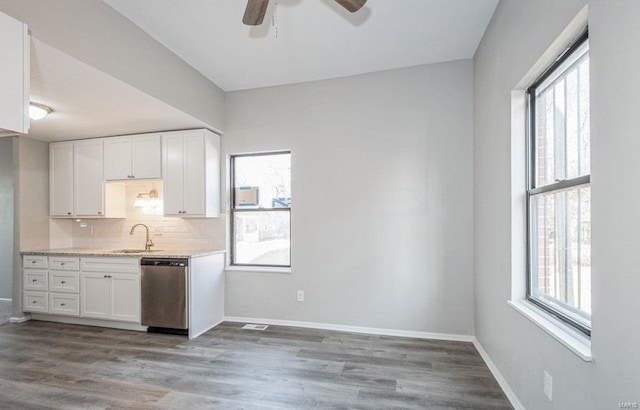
[0,11,29,135]
[162,129,220,218]
[103,136,132,180]
[74,139,104,217]
[50,142,74,217]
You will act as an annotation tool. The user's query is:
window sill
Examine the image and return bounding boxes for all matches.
[507,299,592,362]
[225,265,292,274]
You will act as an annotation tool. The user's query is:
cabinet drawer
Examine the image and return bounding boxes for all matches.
[49,256,80,271]
[23,255,48,269]
[81,257,140,274]
[49,271,80,293]
[24,270,48,291]
[23,291,49,313]
[49,293,80,316]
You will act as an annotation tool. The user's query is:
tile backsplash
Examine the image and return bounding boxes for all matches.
[50,180,226,251]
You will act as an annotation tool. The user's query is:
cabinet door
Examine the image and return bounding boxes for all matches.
[0,12,28,135]
[162,134,184,216]
[132,134,161,179]
[80,273,110,319]
[110,273,140,323]
[183,133,206,216]
[50,142,74,216]
[74,140,104,216]
[104,136,132,180]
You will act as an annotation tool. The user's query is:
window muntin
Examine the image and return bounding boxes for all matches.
[527,32,591,335]
[230,152,291,267]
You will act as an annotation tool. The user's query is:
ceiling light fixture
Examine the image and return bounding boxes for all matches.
[29,102,53,120]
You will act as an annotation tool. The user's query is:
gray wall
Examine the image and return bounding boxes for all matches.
[224,61,474,335]
[474,0,640,408]
[0,137,13,299]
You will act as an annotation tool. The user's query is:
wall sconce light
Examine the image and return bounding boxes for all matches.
[29,102,53,120]
[134,189,161,207]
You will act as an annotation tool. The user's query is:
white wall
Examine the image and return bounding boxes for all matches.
[474,0,640,408]
[223,61,474,335]
[0,137,13,299]
[0,0,225,132]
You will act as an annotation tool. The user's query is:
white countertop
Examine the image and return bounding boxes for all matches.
[21,248,226,259]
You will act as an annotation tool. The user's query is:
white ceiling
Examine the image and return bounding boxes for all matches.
[28,38,209,142]
[104,0,499,91]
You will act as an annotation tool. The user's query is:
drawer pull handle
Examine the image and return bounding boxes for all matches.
[32,301,37,304]
[32,279,37,282]
[60,303,66,307]
[61,281,66,284]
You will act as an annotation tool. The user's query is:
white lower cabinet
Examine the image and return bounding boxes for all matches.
[50,293,79,316]
[23,254,141,325]
[24,291,48,313]
[80,272,110,319]
[80,257,140,323]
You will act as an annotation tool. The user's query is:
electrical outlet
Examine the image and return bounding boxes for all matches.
[543,371,553,401]
[297,290,304,302]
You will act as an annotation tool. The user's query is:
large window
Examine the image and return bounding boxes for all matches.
[527,31,591,335]
[230,151,291,268]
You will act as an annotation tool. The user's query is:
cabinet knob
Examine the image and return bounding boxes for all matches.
[31,260,36,264]
[32,279,37,282]
[97,211,102,215]
[60,262,65,266]
[32,301,37,304]
[61,281,66,284]
[61,303,66,307]
[67,212,72,215]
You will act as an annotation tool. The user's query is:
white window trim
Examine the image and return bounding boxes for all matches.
[225,265,292,274]
[508,299,592,361]
[508,7,592,362]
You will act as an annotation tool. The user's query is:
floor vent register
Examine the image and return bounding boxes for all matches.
[242,324,269,331]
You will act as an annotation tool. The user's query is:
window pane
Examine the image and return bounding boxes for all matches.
[233,153,291,209]
[534,47,589,187]
[233,211,290,266]
[530,185,591,327]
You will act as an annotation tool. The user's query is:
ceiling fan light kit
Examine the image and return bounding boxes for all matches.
[243,0,367,26]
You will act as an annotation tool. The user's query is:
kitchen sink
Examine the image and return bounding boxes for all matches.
[110,249,163,254]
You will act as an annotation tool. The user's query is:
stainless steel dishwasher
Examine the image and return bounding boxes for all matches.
[141,258,188,335]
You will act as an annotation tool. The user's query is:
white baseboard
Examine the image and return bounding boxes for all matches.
[472,337,525,410]
[0,298,12,302]
[224,316,474,342]
[30,314,147,332]
[9,316,30,324]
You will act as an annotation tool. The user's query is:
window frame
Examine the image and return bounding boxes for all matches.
[525,29,591,336]
[229,150,291,269]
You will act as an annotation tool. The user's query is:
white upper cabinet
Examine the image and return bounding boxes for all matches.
[50,142,74,217]
[162,129,220,218]
[74,139,104,216]
[0,11,29,136]
[104,134,161,180]
[50,140,125,218]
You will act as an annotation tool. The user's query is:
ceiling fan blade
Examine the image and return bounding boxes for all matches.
[334,0,367,13]
[243,0,270,26]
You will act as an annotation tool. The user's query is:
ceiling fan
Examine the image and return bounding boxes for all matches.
[243,0,367,26]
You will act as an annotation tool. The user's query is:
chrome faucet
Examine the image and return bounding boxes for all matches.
[129,224,154,251]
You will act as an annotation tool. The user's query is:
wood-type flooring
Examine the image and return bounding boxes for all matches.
[0,320,512,409]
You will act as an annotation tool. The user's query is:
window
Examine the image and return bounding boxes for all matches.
[527,31,591,335]
[230,151,291,268]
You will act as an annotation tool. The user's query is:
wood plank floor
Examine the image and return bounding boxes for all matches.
[0,321,512,409]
